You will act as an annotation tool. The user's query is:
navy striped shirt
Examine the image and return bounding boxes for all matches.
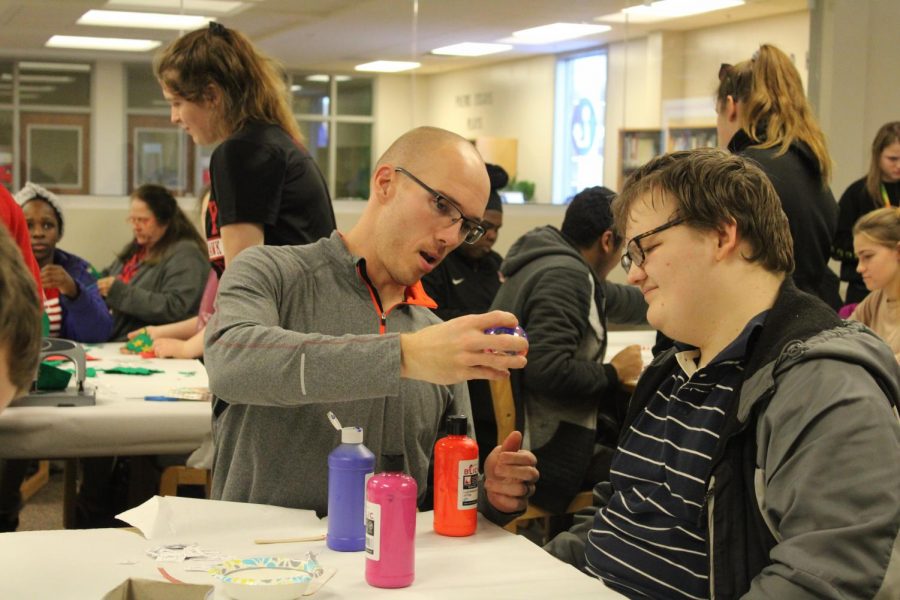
[585,313,767,599]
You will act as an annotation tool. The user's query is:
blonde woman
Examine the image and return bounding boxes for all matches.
[849,207,900,361]
[716,44,841,309]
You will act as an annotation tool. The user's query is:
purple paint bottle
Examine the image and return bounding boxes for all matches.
[326,413,375,552]
[365,454,417,588]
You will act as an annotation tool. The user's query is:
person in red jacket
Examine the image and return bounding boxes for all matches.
[0,186,41,296]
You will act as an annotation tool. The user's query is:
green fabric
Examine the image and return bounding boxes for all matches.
[36,363,72,390]
[124,331,154,353]
[99,366,163,376]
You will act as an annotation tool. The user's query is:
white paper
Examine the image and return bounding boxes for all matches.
[117,496,327,541]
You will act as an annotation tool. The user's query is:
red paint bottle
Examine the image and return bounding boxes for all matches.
[433,415,479,536]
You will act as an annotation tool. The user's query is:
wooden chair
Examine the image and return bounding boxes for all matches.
[19,460,50,502]
[489,378,594,536]
[159,466,210,498]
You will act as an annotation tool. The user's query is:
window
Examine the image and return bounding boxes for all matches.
[292,73,374,200]
[126,63,196,195]
[0,61,92,194]
[552,50,608,204]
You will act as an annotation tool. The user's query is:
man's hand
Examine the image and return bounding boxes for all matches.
[610,344,643,383]
[484,431,539,513]
[151,338,186,359]
[40,264,77,298]
[400,311,528,384]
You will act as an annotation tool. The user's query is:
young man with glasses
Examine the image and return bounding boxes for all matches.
[204,126,539,521]
[489,186,648,518]
[546,148,900,599]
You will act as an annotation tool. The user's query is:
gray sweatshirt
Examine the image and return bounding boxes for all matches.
[204,232,479,517]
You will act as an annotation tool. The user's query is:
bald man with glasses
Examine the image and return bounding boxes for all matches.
[204,126,539,523]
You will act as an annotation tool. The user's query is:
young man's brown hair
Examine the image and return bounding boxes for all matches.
[0,225,42,403]
[614,147,795,275]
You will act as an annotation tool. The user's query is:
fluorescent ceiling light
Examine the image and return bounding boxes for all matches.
[19,61,91,72]
[46,35,161,52]
[78,10,214,30]
[598,0,745,24]
[19,75,76,83]
[106,0,244,15]
[507,22,611,45]
[431,42,512,57]
[304,74,352,83]
[354,61,420,73]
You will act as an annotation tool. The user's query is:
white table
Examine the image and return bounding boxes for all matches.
[606,329,657,365]
[0,343,211,460]
[0,509,625,599]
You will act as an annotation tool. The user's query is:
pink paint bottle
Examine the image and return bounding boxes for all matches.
[365,454,417,588]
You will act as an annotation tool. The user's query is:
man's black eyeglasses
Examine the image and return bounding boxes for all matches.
[620,217,686,273]
[395,167,485,244]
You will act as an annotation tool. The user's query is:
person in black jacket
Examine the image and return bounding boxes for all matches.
[490,186,647,514]
[422,163,508,465]
[833,121,900,304]
[716,44,841,309]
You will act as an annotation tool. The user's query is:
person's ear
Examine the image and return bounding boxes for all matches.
[599,230,615,254]
[371,165,395,203]
[713,219,739,260]
[203,84,220,107]
[724,95,739,123]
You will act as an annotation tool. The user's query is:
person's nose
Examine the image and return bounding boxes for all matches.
[626,262,645,285]
[30,223,44,239]
[170,106,179,125]
[436,220,462,247]
[856,261,865,274]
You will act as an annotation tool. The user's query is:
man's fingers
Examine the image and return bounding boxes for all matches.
[500,430,523,453]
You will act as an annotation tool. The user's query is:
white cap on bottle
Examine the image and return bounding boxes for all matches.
[342,426,364,444]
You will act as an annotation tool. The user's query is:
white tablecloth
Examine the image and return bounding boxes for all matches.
[0,343,211,459]
[0,508,624,599]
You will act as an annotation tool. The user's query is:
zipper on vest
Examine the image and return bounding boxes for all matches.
[706,475,717,599]
[356,262,387,335]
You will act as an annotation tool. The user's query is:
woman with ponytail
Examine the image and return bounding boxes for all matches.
[716,43,841,308]
[154,22,335,274]
[97,184,208,341]
[833,122,900,304]
[142,23,336,359]
[849,207,900,362]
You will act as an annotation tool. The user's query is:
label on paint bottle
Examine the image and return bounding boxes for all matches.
[364,472,373,523]
[365,500,381,561]
[458,458,479,510]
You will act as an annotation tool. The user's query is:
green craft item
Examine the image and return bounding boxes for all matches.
[36,362,73,391]
[100,366,163,376]
[124,331,154,353]
[62,367,97,378]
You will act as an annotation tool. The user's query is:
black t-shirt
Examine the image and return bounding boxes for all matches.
[205,122,337,274]
[422,249,503,322]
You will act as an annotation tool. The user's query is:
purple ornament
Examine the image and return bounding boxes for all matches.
[484,325,528,356]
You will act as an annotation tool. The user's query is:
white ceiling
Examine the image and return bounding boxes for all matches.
[0,0,807,74]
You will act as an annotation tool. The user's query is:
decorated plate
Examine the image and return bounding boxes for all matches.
[209,556,321,600]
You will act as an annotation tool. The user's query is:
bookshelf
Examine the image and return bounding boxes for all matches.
[618,128,663,190]
[667,126,718,152]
